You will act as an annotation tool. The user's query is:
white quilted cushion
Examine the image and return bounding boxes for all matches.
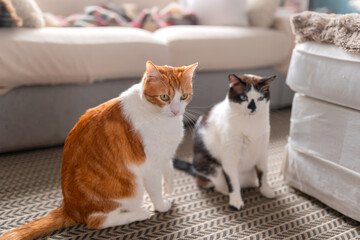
[287,42,360,111]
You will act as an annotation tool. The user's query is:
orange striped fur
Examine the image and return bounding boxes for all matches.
[61,98,146,226]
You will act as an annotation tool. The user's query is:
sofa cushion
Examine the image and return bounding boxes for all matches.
[0,27,171,94]
[154,25,291,71]
[11,0,45,28]
[286,42,360,111]
[180,0,248,26]
[247,0,281,28]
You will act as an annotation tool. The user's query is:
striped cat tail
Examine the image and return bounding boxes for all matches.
[0,205,75,240]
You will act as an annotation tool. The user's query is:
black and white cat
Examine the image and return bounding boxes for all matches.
[174,74,276,210]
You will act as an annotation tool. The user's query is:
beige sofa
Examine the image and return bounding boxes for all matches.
[0,0,294,153]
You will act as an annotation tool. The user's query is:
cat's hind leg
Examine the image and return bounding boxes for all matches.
[88,208,151,229]
[239,169,259,188]
[256,160,276,198]
[87,180,150,229]
[207,167,229,195]
[195,175,214,190]
[87,168,152,229]
[102,208,151,228]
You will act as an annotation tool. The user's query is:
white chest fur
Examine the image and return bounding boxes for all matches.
[201,98,270,171]
[121,84,184,165]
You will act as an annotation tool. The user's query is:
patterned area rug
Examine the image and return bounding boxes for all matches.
[0,109,359,239]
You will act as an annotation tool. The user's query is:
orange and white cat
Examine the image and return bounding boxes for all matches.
[0,61,198,240]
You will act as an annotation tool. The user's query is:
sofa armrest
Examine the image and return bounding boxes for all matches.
[272,12,295,75]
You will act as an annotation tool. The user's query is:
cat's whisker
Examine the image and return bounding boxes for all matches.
[185,125,195,136]
[183,115,196,127]
[185,109,202,117]
[183,114,196,134]
[185,117,198,127]
[184,112,198,123]
[188,105,213,110]
[183,114,191,124]
[183,114,190,124]
[185,117,197,127]
[185,110,198,117]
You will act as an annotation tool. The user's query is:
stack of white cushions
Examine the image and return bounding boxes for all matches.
[285,42,360,222]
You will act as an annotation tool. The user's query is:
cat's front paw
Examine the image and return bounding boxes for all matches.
[229,198,244,211]
[260,185,276,198]
[155,200,172,212]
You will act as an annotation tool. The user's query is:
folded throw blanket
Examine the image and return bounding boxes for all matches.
[45,2,197,31]
[291,11,360,53]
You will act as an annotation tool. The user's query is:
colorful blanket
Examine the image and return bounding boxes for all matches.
[44,2,197,31]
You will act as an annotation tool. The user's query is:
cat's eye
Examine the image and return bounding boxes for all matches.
[160,95,170,101]
[258,96,265,101]
[180,93,189,100]
[240,95,247,101]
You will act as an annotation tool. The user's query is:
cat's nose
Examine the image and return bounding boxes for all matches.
[171,109,179,115]
[247,100,256,112]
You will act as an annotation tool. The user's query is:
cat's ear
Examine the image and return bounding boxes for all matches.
[183,62,198,82]
[259,75,276,86]
[228,74,246,88]
[145,61,161,81]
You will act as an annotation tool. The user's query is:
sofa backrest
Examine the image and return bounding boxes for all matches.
[35,0,172,15]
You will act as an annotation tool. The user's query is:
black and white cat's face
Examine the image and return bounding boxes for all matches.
[227,74,276,115]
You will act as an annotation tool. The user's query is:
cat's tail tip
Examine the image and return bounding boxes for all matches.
[0,205,75,240]
[173,158,196,177]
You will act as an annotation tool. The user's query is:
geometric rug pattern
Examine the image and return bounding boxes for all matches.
[0,109,359,239]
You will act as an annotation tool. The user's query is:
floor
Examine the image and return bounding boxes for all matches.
[0,109,359,239]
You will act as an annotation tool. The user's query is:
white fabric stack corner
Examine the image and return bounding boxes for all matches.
[284,42,360,222]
